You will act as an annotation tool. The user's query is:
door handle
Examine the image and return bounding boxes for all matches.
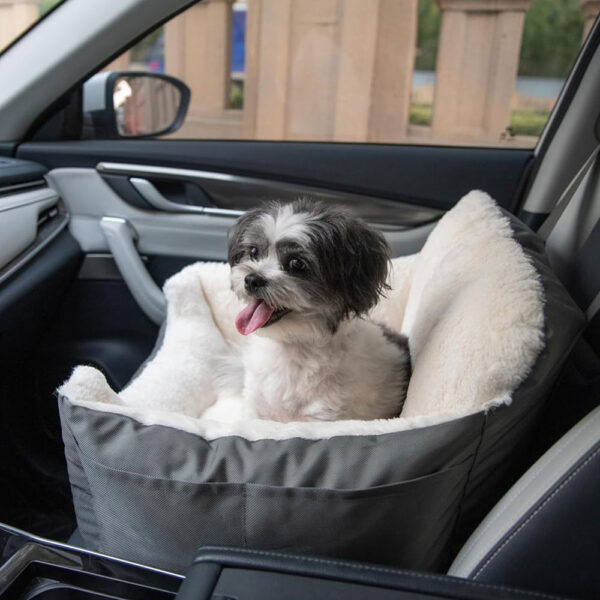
[130,177,206,214]
[100,216,166,325]
[129,177,244,217]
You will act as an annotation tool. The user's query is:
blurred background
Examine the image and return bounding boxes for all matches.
[1,0,597,147]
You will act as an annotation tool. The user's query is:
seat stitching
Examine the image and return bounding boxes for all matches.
[210,548,565,599]
[472,445,600,580]
[453,411,600,573]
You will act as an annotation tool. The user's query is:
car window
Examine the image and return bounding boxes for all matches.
[90,0,593,148]
[0,0,65,54]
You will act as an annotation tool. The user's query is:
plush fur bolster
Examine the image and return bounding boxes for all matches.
[58,191,545,441]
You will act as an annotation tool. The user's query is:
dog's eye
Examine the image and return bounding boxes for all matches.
[249,246,258,259]
[288,257,307,273]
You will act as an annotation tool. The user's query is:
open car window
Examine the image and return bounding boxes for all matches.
[77,0,594,149]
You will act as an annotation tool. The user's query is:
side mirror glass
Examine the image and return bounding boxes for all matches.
[83,72,190,139]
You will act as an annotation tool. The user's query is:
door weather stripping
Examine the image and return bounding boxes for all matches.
[100,217,166,324]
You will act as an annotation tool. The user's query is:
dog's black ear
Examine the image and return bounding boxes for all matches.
[227,208,263,266]
[339,216,390,317]
[308,204,391,325]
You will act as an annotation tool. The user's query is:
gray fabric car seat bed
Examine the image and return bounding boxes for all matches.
[57,192,584,574]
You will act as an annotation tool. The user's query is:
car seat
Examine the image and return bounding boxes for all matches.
[449,143,600,599]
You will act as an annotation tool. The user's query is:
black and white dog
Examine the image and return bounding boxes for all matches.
[228,199,411,422]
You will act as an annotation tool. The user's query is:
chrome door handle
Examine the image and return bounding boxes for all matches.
[130,177,244,217]
[130,177,206,214]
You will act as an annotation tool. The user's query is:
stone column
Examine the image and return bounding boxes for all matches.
[104,52,131,72]
[165,0,234,112]
[432,0,532,143]
[165,14,186,78]
[333,0,417,142]
[244,0,417,142]
[243,0,293,139]
[581,0,600,41]
[0,0,38,51]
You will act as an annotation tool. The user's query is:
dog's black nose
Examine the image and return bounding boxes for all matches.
[245,273,267,292]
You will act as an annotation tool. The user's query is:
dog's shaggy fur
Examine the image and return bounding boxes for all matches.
[227,199,411,422]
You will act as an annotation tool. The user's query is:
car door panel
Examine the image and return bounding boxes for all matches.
[46,168,234,260]
[0,228,82,539]
[12,137,533,383]
[45,165,443,328]
[17,140,533,212]
[96,162,443,228]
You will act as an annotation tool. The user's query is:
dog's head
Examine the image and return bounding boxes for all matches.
[228,199,390,341]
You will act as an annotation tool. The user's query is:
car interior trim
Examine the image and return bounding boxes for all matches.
[0,0,194,141]
[0,185,57,213]
[129,177,244,218]
[0,188,66,282]
[78,253,145,281]
[534,17,600,159]
[522,34,600,215]
[0,179,46,195]
[448,404,600,578]
[0,211,68,286]
[181,546,562,600]
[100,216,166,324]
[517,210,548,231]
[0,521,182,581]
[47,168,436,264]
[99,162,442,228]
[17,141,532,214]
[0,156,47,187]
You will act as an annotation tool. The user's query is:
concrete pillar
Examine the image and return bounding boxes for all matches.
[104,52,131,72]
[432,0,532,143]
[243,0,293,139]
[581,0,600,41]
[165,14,186,78]
[284,0,339,140]
[334,0,417,142]
[165,0,234,112]
[0,0,38,51]
[244,0,417,142]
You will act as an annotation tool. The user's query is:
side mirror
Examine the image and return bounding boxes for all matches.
[83,71,190,139]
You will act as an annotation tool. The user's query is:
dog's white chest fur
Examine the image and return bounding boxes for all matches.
[243,319,409,421]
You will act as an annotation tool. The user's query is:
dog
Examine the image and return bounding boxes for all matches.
[227,198,411,422]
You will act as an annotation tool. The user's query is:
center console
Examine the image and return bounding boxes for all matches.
[0,526,564,600]
[0,525,180,600]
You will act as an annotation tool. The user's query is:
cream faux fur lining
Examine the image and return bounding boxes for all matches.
[58,191,545,441]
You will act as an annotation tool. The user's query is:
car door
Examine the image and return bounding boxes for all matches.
[13,148,533,387]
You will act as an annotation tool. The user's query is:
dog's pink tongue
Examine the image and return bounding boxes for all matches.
[235,299,275,335]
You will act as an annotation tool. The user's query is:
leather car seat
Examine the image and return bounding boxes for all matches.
[449,378,600,599]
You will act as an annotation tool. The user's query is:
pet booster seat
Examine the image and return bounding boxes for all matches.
[58,192,584,574]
